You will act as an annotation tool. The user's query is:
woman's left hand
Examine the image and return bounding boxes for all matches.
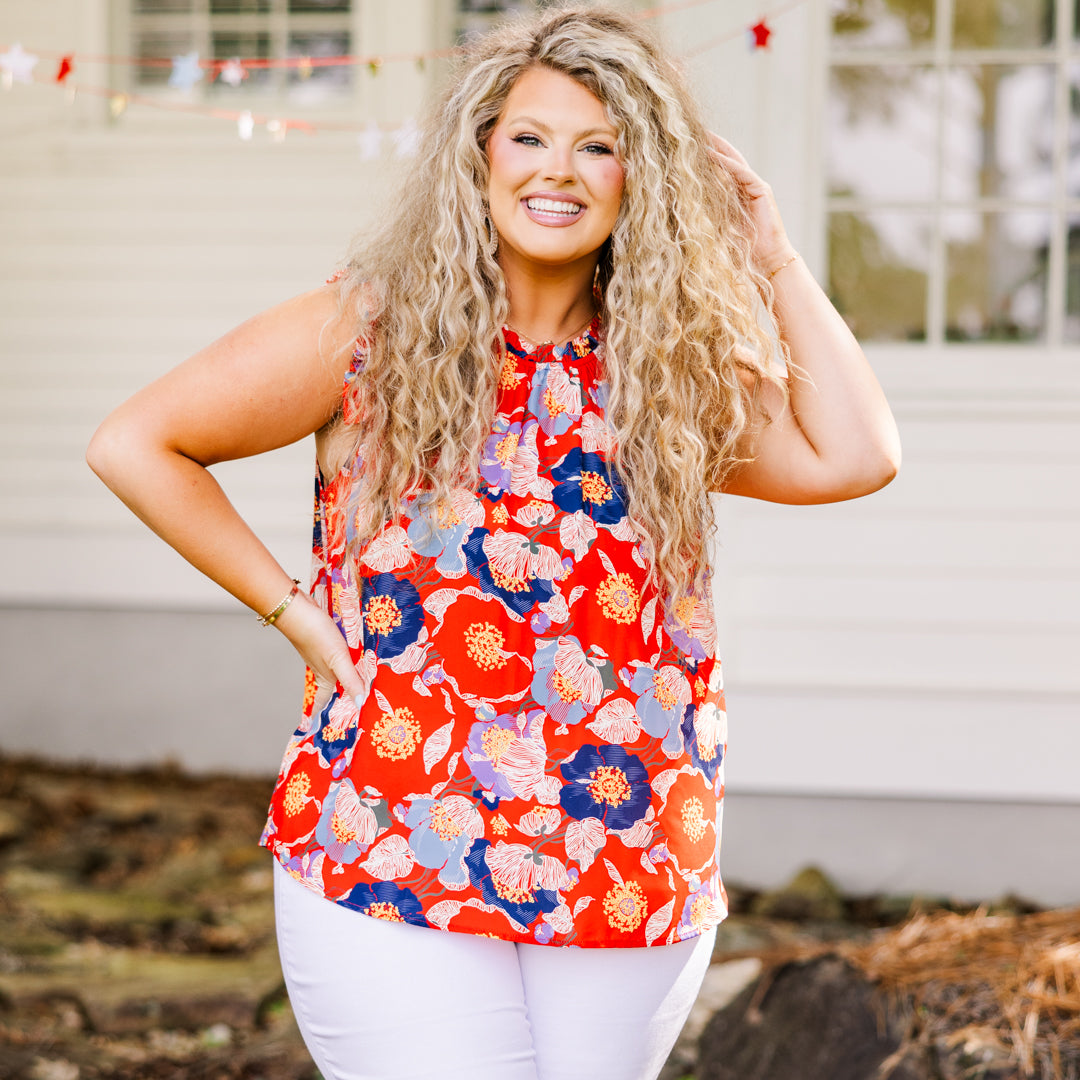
[706,133,795,277]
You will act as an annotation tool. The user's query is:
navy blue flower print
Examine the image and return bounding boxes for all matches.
[559,743,652,830]
[361,572,424,659]
[310,691,360,764]
[465,839,560,927]
[462,527,555,617]
[341,880,430,927]
[551,448,626,525]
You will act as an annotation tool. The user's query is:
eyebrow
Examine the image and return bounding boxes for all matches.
[506,115,616,139]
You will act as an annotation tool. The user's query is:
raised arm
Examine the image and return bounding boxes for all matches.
[86,285,369,701]
[710,135,902,503]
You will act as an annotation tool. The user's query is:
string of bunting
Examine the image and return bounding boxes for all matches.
[0,0,807,151]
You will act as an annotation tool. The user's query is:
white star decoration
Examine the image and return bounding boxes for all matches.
[392,119,419,158]
[357,122,382,161]
[168,51,204,90]
[219,58,247,87]
[0,43,40,87]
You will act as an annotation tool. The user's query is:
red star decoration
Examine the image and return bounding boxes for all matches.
[55,55,74,83]
[749,19,772,49]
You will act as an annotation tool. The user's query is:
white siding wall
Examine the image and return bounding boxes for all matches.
[2,0,1078,900]
[665,0,1080,808]
[1,0,438,611]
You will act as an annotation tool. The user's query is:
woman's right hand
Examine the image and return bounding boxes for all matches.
[273,592,370,708]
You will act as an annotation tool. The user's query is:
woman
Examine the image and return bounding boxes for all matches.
[87,7,899,1079]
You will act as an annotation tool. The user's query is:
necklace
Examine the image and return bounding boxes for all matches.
[504,310,597,350]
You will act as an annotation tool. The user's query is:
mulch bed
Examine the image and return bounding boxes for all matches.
[846,905,1080,1079]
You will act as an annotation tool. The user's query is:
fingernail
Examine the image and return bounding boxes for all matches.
[353,694,366,710]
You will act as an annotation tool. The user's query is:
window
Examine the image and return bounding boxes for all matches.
[129,0,353,101]
[826,0,1079,344]
[456,0,536,45]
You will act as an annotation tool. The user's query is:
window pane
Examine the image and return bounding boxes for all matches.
[945,211,1050,341]
[1068,64,1080,197]
[829,211,931,341]
[828,65,938,200]
[953,0,1054,49]
[287,31,351,97]
[289,0,351,11]
[135,30,195,85]
[942,65,1054,203]
[460,0,529,9]
[1066,215,1080,342]
[211,31,273,90]
[135,0,193,12]
[830,0,934,49]
[211,0,272,12]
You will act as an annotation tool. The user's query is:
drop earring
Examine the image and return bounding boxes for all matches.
[592,262,603,307]
[486,215,499,258]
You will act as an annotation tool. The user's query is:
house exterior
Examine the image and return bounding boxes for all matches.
[2,0,1078,904]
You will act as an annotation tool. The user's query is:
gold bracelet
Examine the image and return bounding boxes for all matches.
[258,579,301,627]
[767,252,800,280]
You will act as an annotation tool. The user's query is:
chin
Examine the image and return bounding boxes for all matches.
[505,237,596,266]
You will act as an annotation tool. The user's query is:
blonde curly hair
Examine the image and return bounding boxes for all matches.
[327,3,785,601]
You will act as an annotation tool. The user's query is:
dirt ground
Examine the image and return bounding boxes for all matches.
[0,755,313,1079]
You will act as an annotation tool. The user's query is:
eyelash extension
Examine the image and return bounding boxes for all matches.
[512,134,613,155]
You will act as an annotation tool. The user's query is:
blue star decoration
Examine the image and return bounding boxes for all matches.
[169,51,204,90]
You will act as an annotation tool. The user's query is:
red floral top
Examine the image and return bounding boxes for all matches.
[259,315,729,947]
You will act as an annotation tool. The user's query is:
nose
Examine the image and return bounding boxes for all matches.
[542,144,576,185]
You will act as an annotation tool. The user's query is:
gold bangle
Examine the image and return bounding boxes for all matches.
[258,579,301,627]
[767,252,800,280]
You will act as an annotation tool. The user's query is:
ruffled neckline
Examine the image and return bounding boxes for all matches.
[501,312,603,362]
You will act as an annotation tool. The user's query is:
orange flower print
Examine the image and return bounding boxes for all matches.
[302,666,319,716]
[603,880,648,933]
[270,752,322,840]
[595,572,640,624]
[658,770,717,873]
[436,593,531,696]
[370,706,422,761]
[498,352,521,390]
[283,770,313,817]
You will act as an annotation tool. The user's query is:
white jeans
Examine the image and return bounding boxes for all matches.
[273,860,716,1080]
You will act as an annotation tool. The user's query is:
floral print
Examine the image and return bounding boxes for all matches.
[260,316,729,947]
[559,743,652,830]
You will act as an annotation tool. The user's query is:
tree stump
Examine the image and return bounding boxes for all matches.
[697,956,924,1080]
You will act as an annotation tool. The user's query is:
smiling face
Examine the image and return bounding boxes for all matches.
[486,65,625,274]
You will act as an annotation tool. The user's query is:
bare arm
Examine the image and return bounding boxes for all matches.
[710,135,902,503]
[86,285,369,701]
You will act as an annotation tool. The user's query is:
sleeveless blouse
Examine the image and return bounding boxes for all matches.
[259,315,729,948]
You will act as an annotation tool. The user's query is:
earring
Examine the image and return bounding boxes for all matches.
[486,215,499,258]
[592,261,603,307]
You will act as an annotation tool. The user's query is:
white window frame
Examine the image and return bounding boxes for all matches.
[824,0,1079,351]
[114,0,361,106]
